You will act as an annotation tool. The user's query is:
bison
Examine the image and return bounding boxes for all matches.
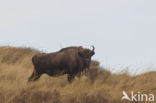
[28,45,95,82]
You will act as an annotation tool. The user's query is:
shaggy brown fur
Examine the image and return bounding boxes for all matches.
[28,46,95,82]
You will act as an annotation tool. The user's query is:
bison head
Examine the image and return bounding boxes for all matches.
[78,45,95,68]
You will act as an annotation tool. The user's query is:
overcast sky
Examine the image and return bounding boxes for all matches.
[0,0,156,74]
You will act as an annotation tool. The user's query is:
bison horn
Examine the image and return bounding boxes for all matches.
[91,45,95,51]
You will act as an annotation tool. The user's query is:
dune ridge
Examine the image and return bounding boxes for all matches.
[0,46,156,103]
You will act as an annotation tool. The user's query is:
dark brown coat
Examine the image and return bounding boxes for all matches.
[28,46,95,82]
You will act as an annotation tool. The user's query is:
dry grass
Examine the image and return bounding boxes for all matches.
[0,46,156,103]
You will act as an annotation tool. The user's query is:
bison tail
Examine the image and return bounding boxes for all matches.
[32,56,36,64]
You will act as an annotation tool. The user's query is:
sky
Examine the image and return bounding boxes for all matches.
[0,0,156,74]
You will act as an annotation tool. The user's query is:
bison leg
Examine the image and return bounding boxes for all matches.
[67,74,75,82]
[28,72,35,82]
[32,73,41,81]
[28,71,42,82]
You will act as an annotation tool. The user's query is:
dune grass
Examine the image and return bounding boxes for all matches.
[0,46,156,103]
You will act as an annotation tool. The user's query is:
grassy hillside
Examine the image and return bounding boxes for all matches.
[0,46,156,103]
